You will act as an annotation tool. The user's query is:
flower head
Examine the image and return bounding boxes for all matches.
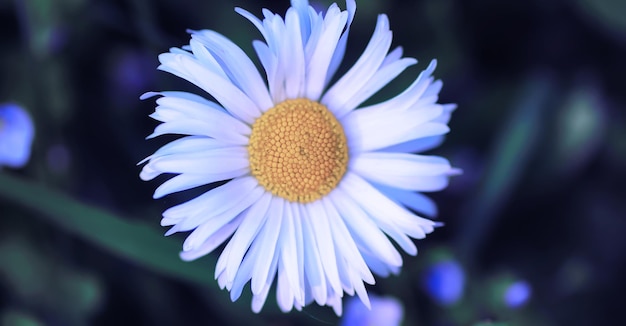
[0,103,35,169]
[140,0,456,314]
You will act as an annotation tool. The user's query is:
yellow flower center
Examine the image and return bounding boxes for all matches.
[248,98,348,203]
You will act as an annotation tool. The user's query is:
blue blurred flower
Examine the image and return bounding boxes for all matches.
[141,0,456,315]
[503,280,531,308]
[423,259,465,306]
[0,103,34,168]
[341,295,404,326]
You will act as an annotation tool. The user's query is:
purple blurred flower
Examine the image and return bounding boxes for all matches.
[341,295,404,326]
[46,143,71,174]
[423,259,465,306]
[113,51,153,94]
[503,280,531,308]
[108,50,155,108]
[0,103,34,168]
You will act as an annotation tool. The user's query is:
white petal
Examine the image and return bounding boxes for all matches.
[235,8,268,41]
[291,0,311,41]
[326,292,343,317]
[321,197,375,284]
[422,78,443,98]
[153,95,251,135]
[350,267,370,309]
[375,184,439,217]
[351,152,452,177]
[433,103,457,124]
[188,38,229,80]
[283,8,306,98]
[229,238,257,300]
[190,30,273,111]
[361,250,395,277]
[356,167,451,192]
[147,147,248,175]
[216,192,272,287]
[381,46,404,68]
[229,198,279,301]
[179,213,244,261]
[303,9,324,63]
[146,119,249,145]
[158,52,261,124]
[341,103,446,153]
[233,8,275,74]
[251,282,270,313]
[306,201,342,297]
[380,135,445,154]
[300,204,328,305]
[153,170,247,199]
[289,202,306,308]
[139,136,230,167]
[340,57,417,112]
[181,186,265,248]
[329,185,403,267]
[279,200,304,306]
[276,263,294,312]
[339,174,417,255]
[340,172,437,239]
[357,59,437,114]
[141,91,227,114]
[325,0,356,85]
[251,249,279,313]
[216,269,228,289]
[161,176,258,226]
[334,247,356,295]
[139,163,161,182]
[304,6,348,100]
[263,14,290,102]
[251,197,284,295]
[322,14,393,119]
[251,40,278,108]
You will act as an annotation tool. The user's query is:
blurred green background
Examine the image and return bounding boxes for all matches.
[1,0,625,325]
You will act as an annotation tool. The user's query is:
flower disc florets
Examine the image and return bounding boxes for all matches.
[249,98,348,203]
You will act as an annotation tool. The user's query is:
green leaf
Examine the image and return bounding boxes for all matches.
[0,236,102,320]
[0,172,214,286]
[0,172,267,325]
[551,83,607,175]
[473,322,508,326]
[1,309,44,326]
[576,0,626,35]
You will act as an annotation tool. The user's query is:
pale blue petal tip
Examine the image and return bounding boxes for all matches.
[0,103,35,168]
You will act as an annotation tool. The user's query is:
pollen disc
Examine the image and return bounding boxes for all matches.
[248,98,348,203]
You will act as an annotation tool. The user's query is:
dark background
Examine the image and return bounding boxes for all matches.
[1,0,625,325]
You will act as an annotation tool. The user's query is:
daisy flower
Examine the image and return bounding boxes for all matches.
[140,0,457,315]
